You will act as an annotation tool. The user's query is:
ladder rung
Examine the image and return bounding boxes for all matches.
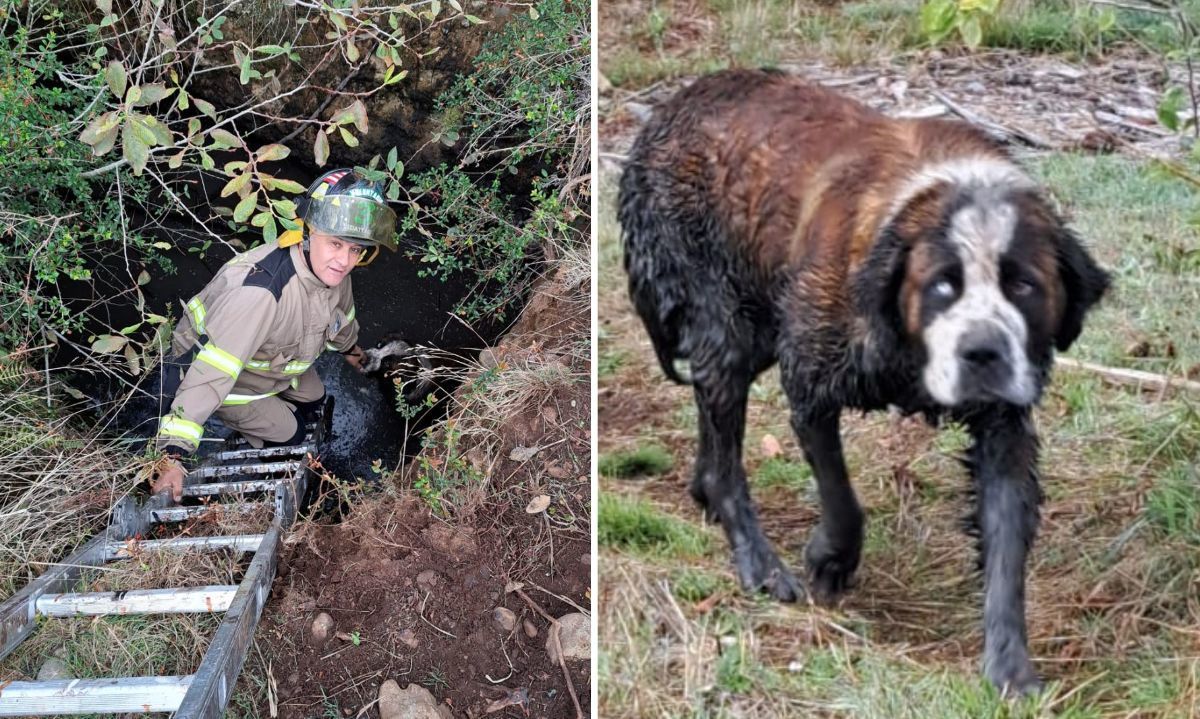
[187,460,301,480]
[36,585,238,617]
[147,503,267,524]
[0,675,193,715]
[183,479,287,497]
[209,443,315,462]
[104,534,264,559]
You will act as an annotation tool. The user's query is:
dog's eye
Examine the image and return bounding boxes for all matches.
[931,279,957,299]
[1007,277,1038,298]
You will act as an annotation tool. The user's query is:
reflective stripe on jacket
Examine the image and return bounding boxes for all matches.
[155,242,358,453]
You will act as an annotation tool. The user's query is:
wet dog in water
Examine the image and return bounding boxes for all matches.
[618,69,1109,694]
[360,335,434,405]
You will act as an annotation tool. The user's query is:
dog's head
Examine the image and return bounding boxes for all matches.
[857,158,1110,407]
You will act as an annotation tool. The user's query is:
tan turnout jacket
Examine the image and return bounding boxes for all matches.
[155,242,358,454]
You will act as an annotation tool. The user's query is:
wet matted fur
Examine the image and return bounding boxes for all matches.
[618,69,1110,694]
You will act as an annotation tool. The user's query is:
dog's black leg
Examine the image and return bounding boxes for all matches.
[965,406,1043,695]
[692,374,803,602]
[793,409,863,603]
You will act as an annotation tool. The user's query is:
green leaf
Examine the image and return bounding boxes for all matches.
[239,52,255,85]
[199,150,215,170]
[271,198,297,218]
[79,111,121,145]
[251,210,271,227]
[95,0,112,14]
[119,321,142,335]
[959,15,983,49]
[187,117,201,138]
[387,179,400,201]
[448,0,461,11]
[339,126,359,148]
[234,192,258,222]
[271,178,307,194]
[105,61,126,99]
[224,160,248,175]
[262,216,278,244]
[384,68,408,86]
[168,150,185,168]
[393,160,404,181]
[124,84,142,105]
[430,0,441,18]
[529,5,538,20]
[122,121,149,175]
[99,12,117,27]
[152,241,172,250]
[464,14,484,24]
[920,0,957,42]
[314,130,330,167]
[255,44,288,56]
[255,143,291,162]
[176,89,189,111]
[209,128,240,148]
[350,99,368,133]
[220,172,250,198]
[91,335,129,354]
[346,40,359,63]
[1159,87,1186,132]
[146,313,169,324]
[386,146,398,171]
[134,113,171,146]
[134,83,173,106]
[194,97,216,120]
[137,270,151,286]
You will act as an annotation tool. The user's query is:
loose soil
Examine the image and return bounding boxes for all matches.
[256,264,592,719]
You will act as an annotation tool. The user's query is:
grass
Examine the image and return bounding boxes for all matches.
[601,0,1200,91]
[597,127,1200,716]
[599,492,713,558]
[600,443,675,478]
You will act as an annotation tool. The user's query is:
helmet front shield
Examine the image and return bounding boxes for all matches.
[306,194,398,252]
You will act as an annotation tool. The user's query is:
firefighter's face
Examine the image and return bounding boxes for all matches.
[308,231,368,286]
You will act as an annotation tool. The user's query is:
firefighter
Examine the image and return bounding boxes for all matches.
[149,168,397,502]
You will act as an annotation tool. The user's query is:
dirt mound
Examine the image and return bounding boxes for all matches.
[263,496,589,718]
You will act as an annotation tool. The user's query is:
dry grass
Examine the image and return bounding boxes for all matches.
[597,145,1200,716]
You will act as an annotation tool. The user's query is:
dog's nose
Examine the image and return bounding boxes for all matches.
[958,329,1008,369]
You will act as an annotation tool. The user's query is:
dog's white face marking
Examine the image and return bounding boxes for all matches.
[886,157,1036,231]
[921,198,1037,406]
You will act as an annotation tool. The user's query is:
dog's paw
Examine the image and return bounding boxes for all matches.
[732,539,805,602]
[986,654,1042,697]
[804,524,861,604]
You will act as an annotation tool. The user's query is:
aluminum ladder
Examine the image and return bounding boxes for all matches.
[0,402,329,717]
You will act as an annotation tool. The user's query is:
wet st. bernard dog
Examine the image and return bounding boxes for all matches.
[619,69,1109,694]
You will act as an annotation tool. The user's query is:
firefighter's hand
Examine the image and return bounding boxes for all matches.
[343,345,366,373]
[151,459,186,503]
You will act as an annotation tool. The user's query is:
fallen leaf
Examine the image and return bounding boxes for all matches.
[484,686,529,714]
[525,495,550,514]
[760,433,783,459]
[509,445,540,462]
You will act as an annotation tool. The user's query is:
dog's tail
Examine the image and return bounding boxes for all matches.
[618,160,693,386]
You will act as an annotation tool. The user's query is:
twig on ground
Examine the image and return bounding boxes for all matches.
[419,590,457,638]
[510,584,584,719]
[930,89,1054,149]
[1056,357,1200,395]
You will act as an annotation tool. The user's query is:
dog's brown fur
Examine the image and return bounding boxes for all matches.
[619,69,1110,694]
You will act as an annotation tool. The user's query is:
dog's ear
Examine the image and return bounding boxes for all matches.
[853,225,910,366]
[1054,227,1110,352]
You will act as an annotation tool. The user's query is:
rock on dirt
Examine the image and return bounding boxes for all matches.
[421,524,478,557]
[36,656,71,681]
[311,612,335,644]
[546,613,590,663]
[398,628,419,649]
[523,618,538,638]
[493,607,517,632]
[378,680,452,719]
[417,569,441,589]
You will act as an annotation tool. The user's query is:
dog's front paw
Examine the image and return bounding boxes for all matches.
[804,524,861,604]
[986,653,1042,697]
[732,537,805,602]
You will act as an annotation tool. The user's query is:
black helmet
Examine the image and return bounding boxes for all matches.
[298,169,398,253]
